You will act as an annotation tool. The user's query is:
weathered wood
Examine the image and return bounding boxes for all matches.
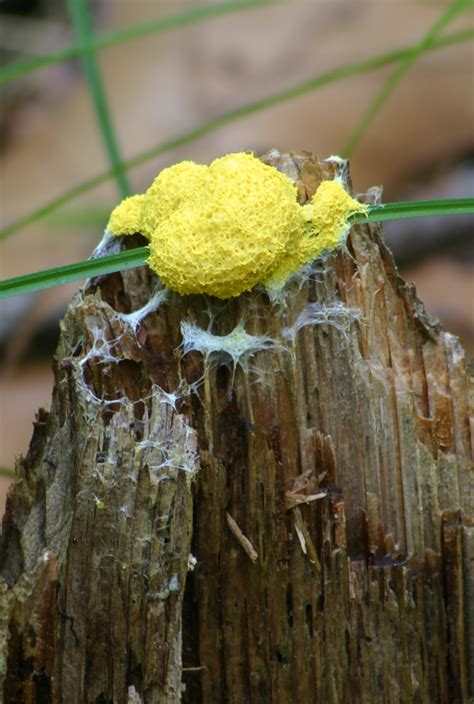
[0,151,472,703]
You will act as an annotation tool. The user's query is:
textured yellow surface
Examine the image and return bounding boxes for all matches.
[108,194,146,236]
[107,153,367,298]
[264,179,369,290]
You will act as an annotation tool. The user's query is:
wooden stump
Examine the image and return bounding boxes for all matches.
[0,151,472,703]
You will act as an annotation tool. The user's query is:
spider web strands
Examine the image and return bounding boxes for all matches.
[0,0,281,86]
[1,198,473,299]
[1,27,472,242]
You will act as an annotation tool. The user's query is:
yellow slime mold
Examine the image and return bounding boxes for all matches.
[107,152,367,299]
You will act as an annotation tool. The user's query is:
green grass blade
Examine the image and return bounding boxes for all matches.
[357,197,474,223]
[1,28,472,241]
[1,199,472,300]
[342,0,473,157]
[0,0,280,86]
[0,247,149,299]
[67,0,130,197]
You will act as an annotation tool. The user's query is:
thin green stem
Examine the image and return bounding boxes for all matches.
[0,247,150,299]
[357,198,474,223]
[0,0,280,86]
[67,0,130,197]
[1,27,472,242]
[1,199,472,300]
[342,0,474,157]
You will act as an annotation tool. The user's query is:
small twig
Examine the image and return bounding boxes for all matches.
[226,512,258,563]
[293,508,320,572]
[294,520,307,555]
[285,490,327,510]
[182,666,207,672]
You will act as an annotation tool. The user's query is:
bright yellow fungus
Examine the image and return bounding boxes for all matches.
[108,194,146,235]
[107,152,367,299]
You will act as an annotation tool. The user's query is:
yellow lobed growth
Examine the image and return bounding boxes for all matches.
[107,194,146,236]
[107,152,367,299]
[264,179,368,290]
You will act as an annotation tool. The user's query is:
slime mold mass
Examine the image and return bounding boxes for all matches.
[107,152,367,299]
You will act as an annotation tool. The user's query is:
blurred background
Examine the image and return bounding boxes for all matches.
[0,0,473,511]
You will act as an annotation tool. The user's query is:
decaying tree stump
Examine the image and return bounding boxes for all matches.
[0,151,472,703]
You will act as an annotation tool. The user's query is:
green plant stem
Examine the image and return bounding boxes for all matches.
[342,0,473,157]
[0,0,280,86]
[1,27,471,242]
[67,0,130,198]
[0,247,150,299]
[1,199,472,300]
[360,198,474,223]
